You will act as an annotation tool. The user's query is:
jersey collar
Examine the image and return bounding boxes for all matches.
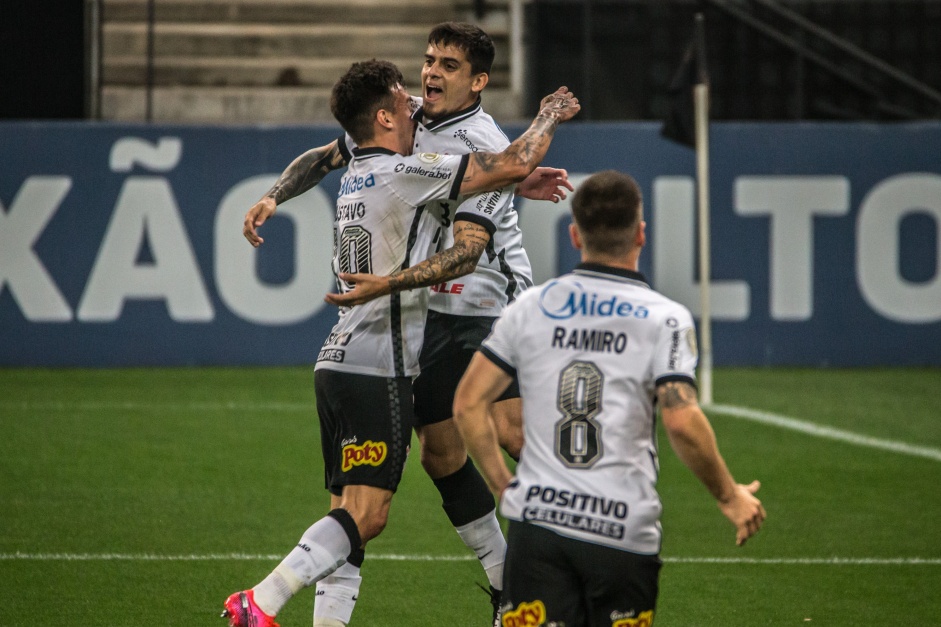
[413,97,482,132]
[574,262,650,288]
[351,146,397,160]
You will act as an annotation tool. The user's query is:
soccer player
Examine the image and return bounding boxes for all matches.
[222,60,579,627]
[452,170,766,626]
[242,23,570,626]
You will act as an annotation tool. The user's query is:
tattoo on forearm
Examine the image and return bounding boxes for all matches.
[468,115,559,180]
[658,381,699,409]
[388,224,489,292]
[266,142,346,204]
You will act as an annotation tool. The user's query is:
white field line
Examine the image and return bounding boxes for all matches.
[1,552,939,566]
[707,403,941,463]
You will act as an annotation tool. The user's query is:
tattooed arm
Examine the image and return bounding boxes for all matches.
[324,220,490,307]
[458,87,580,196]
[243,139,347,247]
[658,380,766,546]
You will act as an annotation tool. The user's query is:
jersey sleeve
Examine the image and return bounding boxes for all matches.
[387,153,470,206]
[651,305,699,389]
[452,187,512,236]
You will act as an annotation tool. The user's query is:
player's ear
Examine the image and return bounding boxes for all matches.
[569,223,583,250]
[636,220,646,248]
[471,72,489,95]
[376,108,394,131]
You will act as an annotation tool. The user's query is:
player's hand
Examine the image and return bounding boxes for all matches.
[244,197,277,247]
[538,87,580,123]
[718,480,766,546]
[517,167,574,203]
[324,273,392,307]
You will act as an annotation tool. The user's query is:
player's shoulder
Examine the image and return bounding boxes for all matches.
[429,105,509,150]
[643,287,695,327]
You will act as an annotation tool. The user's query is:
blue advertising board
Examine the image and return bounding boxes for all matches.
[1,121,938,366]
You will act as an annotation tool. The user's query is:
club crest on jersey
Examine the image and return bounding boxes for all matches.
[416,152,442,164]
[341,440,387,471]
[538,280,649,320]
[502,600,546,627]
[611,610,654,627]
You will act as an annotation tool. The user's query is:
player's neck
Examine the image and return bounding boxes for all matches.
[357,134,407,156]
[580,251,640,272]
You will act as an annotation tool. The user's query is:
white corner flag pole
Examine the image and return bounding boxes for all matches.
[694,80,713,406]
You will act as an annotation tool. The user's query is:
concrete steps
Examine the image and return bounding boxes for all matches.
[99,0,518,123]
[104,0,456,25]
[101,85,519,123]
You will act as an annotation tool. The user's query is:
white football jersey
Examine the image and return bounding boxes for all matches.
[412,99,534,315]
[481,264,699,554]
[315,147,469,378]
[339,98,534,317]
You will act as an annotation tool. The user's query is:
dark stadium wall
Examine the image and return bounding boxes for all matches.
[0,0,85,119]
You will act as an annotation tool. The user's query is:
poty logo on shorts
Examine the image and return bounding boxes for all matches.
[612,610,654,627]
[502,600,546,627]
[341,440,388,472]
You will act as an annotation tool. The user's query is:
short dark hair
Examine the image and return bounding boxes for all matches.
[428,22,495,76]
[571,170,643,256]
[330,60,405,144]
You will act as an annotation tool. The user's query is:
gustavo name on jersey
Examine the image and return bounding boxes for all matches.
[522,484,628,540]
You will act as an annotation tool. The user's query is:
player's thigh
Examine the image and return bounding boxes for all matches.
[579,546,661,627]
[502,521,588,627]
[314,369,415,494]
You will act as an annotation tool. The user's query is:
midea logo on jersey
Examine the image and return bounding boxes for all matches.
[338,173,376,196]
[538,280,649,320]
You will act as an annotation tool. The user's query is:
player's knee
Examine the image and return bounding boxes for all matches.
[356,509,389,543]
[419,444,466,478]
[417,421,468,478]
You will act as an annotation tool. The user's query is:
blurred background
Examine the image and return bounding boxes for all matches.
[3,0,940,123]
[1,1,939,368]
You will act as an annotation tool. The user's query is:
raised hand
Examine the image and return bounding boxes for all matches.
[517,167,574,203]
[538,87,580,123]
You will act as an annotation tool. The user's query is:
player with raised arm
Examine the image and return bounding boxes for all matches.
[242,23,572,627]
[221,60,579,627]
[452,170,766,626]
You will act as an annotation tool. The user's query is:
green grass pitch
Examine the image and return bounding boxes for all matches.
[2,367,940,626]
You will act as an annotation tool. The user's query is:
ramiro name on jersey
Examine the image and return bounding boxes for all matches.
[551,326,628,354]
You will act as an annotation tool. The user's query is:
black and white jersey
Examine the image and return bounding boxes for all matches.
[412,99,534,315]
[480,263,699,554]
[316,147,469,378]
[339,99,534,317]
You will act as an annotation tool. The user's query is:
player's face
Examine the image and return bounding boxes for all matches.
[390,84,417,153]
[421,42,487,119]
